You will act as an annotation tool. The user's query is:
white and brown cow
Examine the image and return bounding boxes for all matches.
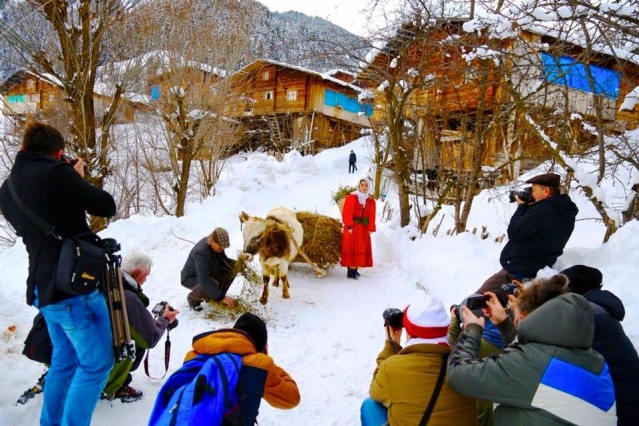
[239,206,303,305]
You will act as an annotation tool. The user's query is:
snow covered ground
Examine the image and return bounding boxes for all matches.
[0,137,637,425]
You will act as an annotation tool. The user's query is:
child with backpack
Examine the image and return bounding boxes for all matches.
[149,312,300,425]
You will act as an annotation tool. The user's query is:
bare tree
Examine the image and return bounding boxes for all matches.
[1,0,144,229]
[134,0,261,216]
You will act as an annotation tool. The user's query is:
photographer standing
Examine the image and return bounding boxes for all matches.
[362,295,476,426]
[0,122,116,425]
[102,251,179,402]
[477,173,578,295]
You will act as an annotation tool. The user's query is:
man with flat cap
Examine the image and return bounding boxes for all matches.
[181,227,238,310]
[476,172,578,295]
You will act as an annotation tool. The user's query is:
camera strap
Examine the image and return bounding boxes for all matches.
[419,354,448,426]
[6,176,63,241]
[144,329,171,380]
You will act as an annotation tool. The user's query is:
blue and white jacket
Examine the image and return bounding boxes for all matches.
[447,293,616,426]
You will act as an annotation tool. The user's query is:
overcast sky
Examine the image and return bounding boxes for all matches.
[256,0,398,37]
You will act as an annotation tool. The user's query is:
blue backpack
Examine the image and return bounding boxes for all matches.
[148,353,242,426]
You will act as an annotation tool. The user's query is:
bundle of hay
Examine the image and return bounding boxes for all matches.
[294,211,342,269]
[204,255,265,322]
[332,185,355,215]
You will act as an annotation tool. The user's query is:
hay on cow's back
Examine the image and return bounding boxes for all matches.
[294,211,342,269]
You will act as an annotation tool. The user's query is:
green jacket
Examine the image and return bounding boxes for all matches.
[447,294,617,426]
[370,339,477,426]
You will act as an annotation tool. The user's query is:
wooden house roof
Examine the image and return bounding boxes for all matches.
[234,59,364,94]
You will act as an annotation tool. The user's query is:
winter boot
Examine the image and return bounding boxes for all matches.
[347,268,358,280]
[354,269,360,277]
[187,285,208,312]
[113,385,143,403]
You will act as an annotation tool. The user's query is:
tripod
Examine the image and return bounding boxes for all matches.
[101,238,135,363]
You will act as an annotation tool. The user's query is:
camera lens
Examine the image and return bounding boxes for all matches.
[383,308,404,329]
[167,318,178,330]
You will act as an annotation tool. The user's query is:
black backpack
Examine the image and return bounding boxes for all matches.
[22,313,52,365]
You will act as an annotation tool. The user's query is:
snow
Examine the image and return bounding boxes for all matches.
[0,137,638,425]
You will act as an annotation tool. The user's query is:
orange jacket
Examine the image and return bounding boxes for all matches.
[185,329,300,423]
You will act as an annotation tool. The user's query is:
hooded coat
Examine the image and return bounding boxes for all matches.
[340,192,376,268]
[184,329,300,425]
[447,294,617,426]
[500,194,578,278]
[583,289,639,426]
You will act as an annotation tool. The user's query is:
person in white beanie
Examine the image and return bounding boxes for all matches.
[361,294,476,426]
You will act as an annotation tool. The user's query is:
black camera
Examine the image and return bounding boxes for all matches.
[383,308,404,329]
[501,283,520,296]
[465,294,490,310]
[101,238,121,254]
[508,186,534,203]
[61,153,79,166]
[152,302,178,330]
[455,294,489,322]
[152,301,176,317]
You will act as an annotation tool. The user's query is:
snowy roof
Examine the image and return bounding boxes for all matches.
[235,59,364,93]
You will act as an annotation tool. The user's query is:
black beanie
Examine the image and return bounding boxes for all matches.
[560,265,603,295]
[233,312,267,353]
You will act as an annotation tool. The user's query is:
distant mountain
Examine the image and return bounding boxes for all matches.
[249,8,367,72]
[0,1,367,83]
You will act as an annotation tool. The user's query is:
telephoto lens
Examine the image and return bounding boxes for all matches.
[383,308,404,329]
[167,318,178,331]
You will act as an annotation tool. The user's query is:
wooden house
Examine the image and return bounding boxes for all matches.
[231,59,372,154]
[0,71,64,118]
[0,70,138,125]
[358,20,639,184]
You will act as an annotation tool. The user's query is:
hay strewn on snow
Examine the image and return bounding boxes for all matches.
[294,211,342,269]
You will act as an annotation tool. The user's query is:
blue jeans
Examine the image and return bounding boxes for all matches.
[361,398,388,426]
[39,290,114,426]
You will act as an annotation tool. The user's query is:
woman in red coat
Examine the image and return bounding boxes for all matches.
[341,177,376,279]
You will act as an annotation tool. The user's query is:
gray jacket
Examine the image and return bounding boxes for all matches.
[447,294,617,426]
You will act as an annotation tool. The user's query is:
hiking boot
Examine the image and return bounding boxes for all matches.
[187,285,207,311]
[347,268,358,280]
[114,385,143,403]
[190,303,203,312]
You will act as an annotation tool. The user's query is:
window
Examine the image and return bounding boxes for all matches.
[264,90,273,100]
[263,71,270,81]
[48,93,56,103]
[540,53,620,99]
[7,94,25,103]
[27,94,40,103]
[287,90,297,101]
[150,85,161,100]
[27,80,35,90]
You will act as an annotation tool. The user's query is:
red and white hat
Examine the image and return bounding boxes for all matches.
[403,295,450,345]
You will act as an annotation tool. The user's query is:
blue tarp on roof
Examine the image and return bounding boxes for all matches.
[325,89,373,116]
[541,52,620,99]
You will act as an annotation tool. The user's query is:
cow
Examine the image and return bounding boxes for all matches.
[239,206,304,305]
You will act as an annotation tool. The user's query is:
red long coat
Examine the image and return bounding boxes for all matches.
[340,193,376,268]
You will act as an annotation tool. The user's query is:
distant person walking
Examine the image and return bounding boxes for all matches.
[349,150,357,173]
[341,177,376,279]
